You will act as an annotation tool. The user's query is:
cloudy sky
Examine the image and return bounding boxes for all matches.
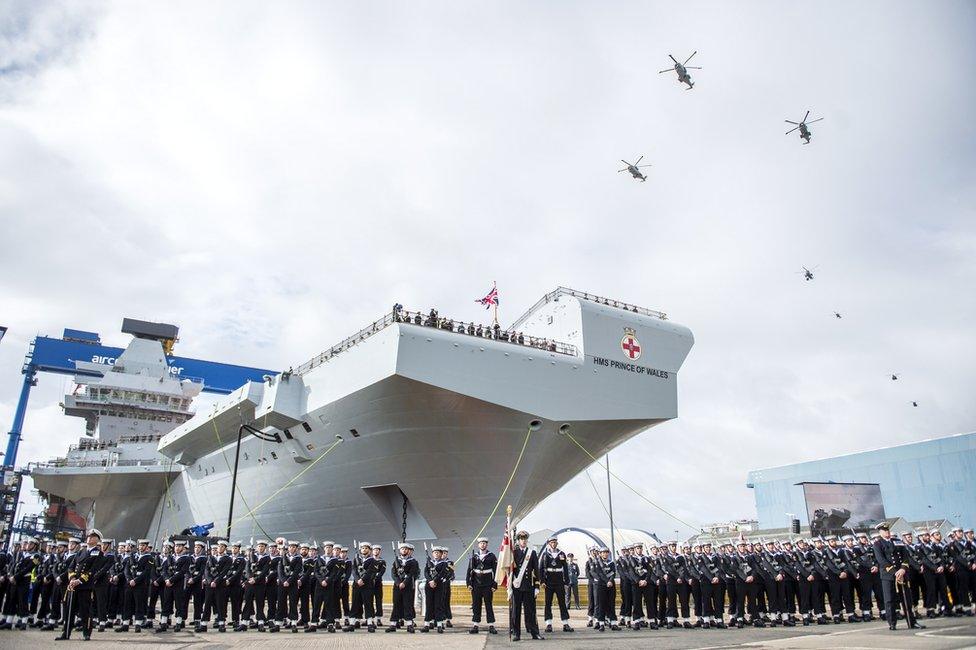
[1,1,974,539]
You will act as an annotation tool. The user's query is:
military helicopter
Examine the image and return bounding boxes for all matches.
[785,111,824,144]
[891,373,900,381]
[833,312,842,319]
[912,401,919,408]
[797,265,818,281]
[618,156,652,182]
[658,52,701,90]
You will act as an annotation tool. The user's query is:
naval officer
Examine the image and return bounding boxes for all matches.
[510,530,542,641]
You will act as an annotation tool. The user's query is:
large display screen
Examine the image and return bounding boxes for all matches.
[801,482,886,536]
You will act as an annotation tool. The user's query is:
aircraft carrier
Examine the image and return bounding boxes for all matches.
[32,287,693,556]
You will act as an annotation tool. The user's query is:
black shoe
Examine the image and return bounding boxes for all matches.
[327,623,335,633]
[155,624,168,633]
[55,635,69,641]
[446,621,453,628]
[83,633,91,641]
[368,624,376,633]
[531,632,544,639]
[545,624,552,633]
[406,624,415,633]
[563,624,574,632]
[437,625,444,633]
[649,622,659,629]
[783,619,795,627]
[889,623,897,630]
[683,621,693,629]
[737,620,744,629]
[354,620,361,629]
[421,624,430,633]
[342,625,355,632]
[666,621,674,629]
[513,633,521,641]
[470,625,479,634]
[386,625,397,633]
[97,624,105,633]
[703,621,710,629]
[268,624,279,633]
[586,620,593,627]
[610,624,620,631]
[488,625,497,634]
[910,622,926,629]
[133,625,141,633]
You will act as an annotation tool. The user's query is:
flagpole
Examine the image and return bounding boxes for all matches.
[492,280,498,326]
[606,453,616,557]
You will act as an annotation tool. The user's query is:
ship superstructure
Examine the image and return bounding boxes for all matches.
[35,288,694,558]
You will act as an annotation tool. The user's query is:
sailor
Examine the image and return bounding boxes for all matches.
[566,552,581,610]
[629,543,657,629]
[591,546,620,631]
[266,541,281,624]
[295,543,312,629]
[686,544,704,627]
[465,537,497,635]
[729,540,759,628]
[88,537,116,632]
[55,529,104,641]
[616,545,633,627]
[5,537,39,630]
[899,531,923,617]
[584,545,598,626]
[346,541,371,631]
[168,540,191,632]
[43,541,69,632]
[357,544,382,632]
[824,535,859,623]
[308,541,332,632]
[34,542,55,631]
[186,540,207,631]
[154,541,175,631]
[694,542,723,629]
[328,544,348,631]
[947,527,975,615]
[339,545,353,626]
[853,532,883,621]
[227,541,246,631]
[756,539,789,626]
[421,545,440,632]
[538,536,573,633]
[386,542,419,633]
[244,540,270,631]
[370,544,386,627]
[273,540,302,632]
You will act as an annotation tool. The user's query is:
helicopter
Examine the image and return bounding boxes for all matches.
[785,111,824,144]
[618,156,652,182]
[891,373,900,381]
[658,52,701,90]
[912,401,919,408]
[833,312,842,319]
[797,265,818,281]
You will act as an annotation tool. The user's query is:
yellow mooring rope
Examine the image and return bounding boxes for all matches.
[457,424,534,558]
[211,418,272,539]
[562,429,700,533]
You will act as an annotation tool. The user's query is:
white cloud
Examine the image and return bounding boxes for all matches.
[1,1,974,538]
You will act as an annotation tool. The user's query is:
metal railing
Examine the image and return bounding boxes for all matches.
[31,457,166,470]
[508,286,668,331]
[69,433,165,452]
[296,306,579,375]
[70,392,194,413]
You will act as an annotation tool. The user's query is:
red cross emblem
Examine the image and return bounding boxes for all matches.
[620,334,642,360]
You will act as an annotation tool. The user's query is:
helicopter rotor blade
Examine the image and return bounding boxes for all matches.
[669,54,679,65]
[807,117,824,124]
[635,155,643,164]
[636,164,652,168]
[617,168,628,173]
[785,120,799,124]
[683,51,697,65]
[658,68,674,74]
[803,110,810,123]
[620,160,631,166]
[785,127,800,135]
[685,66,702,70]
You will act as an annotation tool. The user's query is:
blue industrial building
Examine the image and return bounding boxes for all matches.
[747,431,976,530]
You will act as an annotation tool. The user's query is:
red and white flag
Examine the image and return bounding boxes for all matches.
[476,282,500,310]
[495,508,514,588]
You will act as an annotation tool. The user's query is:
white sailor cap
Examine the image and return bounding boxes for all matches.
[232,541,242,547]
[951,527,963,533]
[137,538,150,545]
[25,537,38,544]
[194,540,206,547]
[57,540,68,547]
[546,536,558,543]
[359,541,372,548]
[87,529,103,540]
[68,537,81,544]
[322,541,335,547]
[667,540,678,545]
[287,540,299,546]
[929,528,940,535]
[217,540,229,546]
[125,539,136,546]
[598,547,610,552]
[300,542,310,549]
[399,543,414,550]
[162,541,174,548]
[841,535,854,541]
[824,535,837,541]
[476,537,489,544]
[632,542,644,548]
[257,540,269,546]
[174,539,186,546]
[965,529,974,534]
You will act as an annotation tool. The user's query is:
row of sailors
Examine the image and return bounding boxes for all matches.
[396,308,559,351]
[579,525,976,633]
[0,531,491,640]
[4,525,973,640]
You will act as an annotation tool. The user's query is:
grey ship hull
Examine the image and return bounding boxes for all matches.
[155,292,693,554]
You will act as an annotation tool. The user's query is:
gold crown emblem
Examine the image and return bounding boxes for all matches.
[623,326,636,336]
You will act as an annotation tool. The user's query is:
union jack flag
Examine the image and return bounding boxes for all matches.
[495,508,514,588]
[476,283,500,309]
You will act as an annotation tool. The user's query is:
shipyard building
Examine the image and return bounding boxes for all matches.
[746,431,976,531]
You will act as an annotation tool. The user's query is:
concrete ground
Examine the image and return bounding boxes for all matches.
[2,609,975,649]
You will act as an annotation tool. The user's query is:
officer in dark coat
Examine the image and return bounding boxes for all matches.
[873,522,924,630]
[465,537,498,634]
[510,530,542,641]
[55,529,104,641]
